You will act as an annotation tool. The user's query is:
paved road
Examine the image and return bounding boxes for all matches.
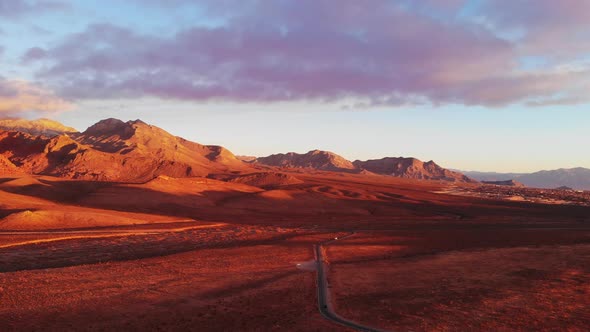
[314,233,390,332]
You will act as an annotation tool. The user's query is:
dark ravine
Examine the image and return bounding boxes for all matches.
[314,233,389,332]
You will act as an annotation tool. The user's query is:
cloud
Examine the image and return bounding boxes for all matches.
[476,0,590,58]
[22,47,47,63]
[24,0,590,107]
[0,0,68,18]
[0,77,72,115]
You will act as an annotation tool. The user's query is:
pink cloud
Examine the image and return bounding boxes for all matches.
[22,46,47,63]
[0,77,72,115]
[0,0,68,18]
[477,0,590,57]
[25,0,590,107]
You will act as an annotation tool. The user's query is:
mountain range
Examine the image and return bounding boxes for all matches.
[253,150,356,172]
[0,118,476,184]
[353,157,473,182]
[0,118,247,182]
[461,169,590,190]
[0,118,77,137]
[5,118,587,189]
[248,150,474,182]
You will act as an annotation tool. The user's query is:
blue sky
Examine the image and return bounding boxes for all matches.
[1,0,589,172]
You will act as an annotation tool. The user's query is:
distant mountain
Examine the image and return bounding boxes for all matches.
[460,170,525,182]
[236,155,257,162]
[254,150,474,183]
[482,180,524,187]
[254,150,357,172]
[462,168,590,190]
[0,118,249,182]
[555,186,574,191]
[0,118,77,137]
[516,168,590,190]
[355,157,475,182]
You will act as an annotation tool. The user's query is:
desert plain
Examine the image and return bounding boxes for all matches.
[0,169,588,331]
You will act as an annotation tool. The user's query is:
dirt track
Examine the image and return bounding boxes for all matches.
[0,222,227,249]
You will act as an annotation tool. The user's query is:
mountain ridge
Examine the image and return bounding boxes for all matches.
[354,157,475,182]
[253,150,474,183]
[0,118,77,136]
[462,168,590,190]
[0,118,249,182]
[12,118,588,187]
[254,149,357,172]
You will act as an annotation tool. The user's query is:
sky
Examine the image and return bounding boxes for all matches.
[1,0,589,172]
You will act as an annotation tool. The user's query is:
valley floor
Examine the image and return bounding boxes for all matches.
[1,173,589,331]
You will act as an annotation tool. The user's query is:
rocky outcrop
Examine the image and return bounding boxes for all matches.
[254,150,356,172]
[354,157,474,182]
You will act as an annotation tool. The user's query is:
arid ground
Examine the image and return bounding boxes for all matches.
[1,172,589,331]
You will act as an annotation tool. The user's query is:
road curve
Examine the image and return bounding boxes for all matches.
[314,233,390,332]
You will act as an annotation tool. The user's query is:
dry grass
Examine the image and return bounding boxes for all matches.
[1,173,590,330]
[327,231,590,331]
[0,224,297,272]
[0,233,342,331]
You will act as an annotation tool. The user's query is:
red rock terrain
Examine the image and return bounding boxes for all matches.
[0,155,20,175]
[0,118,588,331]
[354,157,474,182]
[253,150,474,183]
[1,119,475,185]
[0,118,77,136]
[0,118,250,182]
[254,149,357,172]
